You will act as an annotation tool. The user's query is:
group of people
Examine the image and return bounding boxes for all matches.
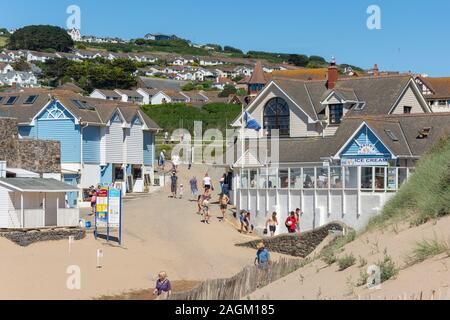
[263,208,302,237]
[195,173,230,224]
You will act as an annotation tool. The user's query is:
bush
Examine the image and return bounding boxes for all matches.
[322,250,337,266]
[9,25,73,52]
[404,238,449,267]
[337,254,356,271]
[368,137,450,229]
[378,255,399,283]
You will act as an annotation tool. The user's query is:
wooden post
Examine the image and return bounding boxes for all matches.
[42,193,46,227]
[20,193,24,228]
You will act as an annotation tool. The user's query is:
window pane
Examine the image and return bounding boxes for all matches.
[361,167,373,189]
[268,168,277,189]
[316,167,329,189]
[240,170,248,189]
[387,168,397,190]
[290,169,302,189]
[258,168,268,189]
[303,168,315,189]
[398,168,408,188]
[375,167,385,190]
[279,169,289,189]
[249,170,257,189]
[344,167,358,188]
[330,167,343,189]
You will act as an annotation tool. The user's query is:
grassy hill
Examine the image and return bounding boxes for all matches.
[368,136,450,229]
[0,36,8,48]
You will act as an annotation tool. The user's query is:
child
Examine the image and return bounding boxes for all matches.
[179,184,184,199]
[202,199,210,224]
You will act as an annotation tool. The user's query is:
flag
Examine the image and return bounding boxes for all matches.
[244,112,262,132]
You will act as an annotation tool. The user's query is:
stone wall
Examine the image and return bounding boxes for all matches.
[237,222,347,258]
[0,117,61,174]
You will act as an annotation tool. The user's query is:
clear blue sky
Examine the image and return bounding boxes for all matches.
[1,0,449,76]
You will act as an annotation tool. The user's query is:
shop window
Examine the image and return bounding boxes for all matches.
[344,167,358,189]
[290,169,302,189]
[279,169,289,189]
[250,170,258,189]
[264,98,290,137]
[361,167,373,189]
[268,168,278,189]
[375,167,385,190]
[316,168,329,189]
[114,167,124,181]
[303,168,315,189]
[330,167,343,189]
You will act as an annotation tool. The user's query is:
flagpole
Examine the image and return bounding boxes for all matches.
[241,103,244,171]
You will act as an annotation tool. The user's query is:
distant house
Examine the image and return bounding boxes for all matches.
[55,52,82,62]
[27,51,57,63]
[0,53,14,63]
[151,90,189,105]
[67,28,82,42]
[136,88,159,105]
[0,71,38,87]
[0,63,14,74]
[182,91,209,105]
[144,33,178,41]
[128,53,158,64]
[137,76,189,91]
[199,58,224,67]
[114,89,145,104]
[90,89,122,101]
[234,66,253,77]
[213,77,235,90]
[75,50,102,60]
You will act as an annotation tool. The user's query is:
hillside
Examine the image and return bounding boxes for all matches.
[247,137,450,300]
[0,36,8,48]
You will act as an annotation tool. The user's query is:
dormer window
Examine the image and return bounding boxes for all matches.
[418,127,431,139]
[354,102,366,111]
[329,104,344,125]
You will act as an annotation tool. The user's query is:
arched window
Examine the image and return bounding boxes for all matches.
[264,98,290,137]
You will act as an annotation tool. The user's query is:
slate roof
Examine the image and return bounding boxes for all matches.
[248,61,268,85]
[0,89,160,130]
[419,77,450,99]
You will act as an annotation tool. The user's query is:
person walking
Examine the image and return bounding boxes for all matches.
[153,272,172,300]
[159,150,166,170]
[90,187,97,216]
[189,176,198,199]
[295,208,302,233]
[179,184,184,200]
[219,193,229,222]
[265,212,279,237]
[170,172,178,199]
[164,131,169,145]
[203,173,212,190]
[240,210,251,234]
[172,154,180,173]
[285,211,297,234]
[254,242,271,270]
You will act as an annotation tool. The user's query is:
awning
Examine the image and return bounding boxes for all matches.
[0,178,79,193]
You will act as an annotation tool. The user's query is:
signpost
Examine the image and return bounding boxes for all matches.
[94,188,123,245]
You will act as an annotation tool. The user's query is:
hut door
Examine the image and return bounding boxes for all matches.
[45,194,58,227]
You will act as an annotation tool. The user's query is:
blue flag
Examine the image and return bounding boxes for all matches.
[244,112,262,132]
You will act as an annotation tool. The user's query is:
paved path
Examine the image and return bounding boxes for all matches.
[0,165,263,300]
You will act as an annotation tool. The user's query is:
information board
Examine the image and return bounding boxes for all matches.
[94,188,123,245]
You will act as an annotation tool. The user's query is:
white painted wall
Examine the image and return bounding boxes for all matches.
[392,86,424,114]
[127,125,144,165]
[151,92,171,105]
[81,164,101,188]
[106,123,125,164]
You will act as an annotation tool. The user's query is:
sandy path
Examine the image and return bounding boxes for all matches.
[0,165,260,300]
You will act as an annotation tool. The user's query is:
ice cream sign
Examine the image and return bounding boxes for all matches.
[358,144,378,156]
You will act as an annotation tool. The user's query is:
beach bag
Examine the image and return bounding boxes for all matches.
[263,228,268,235]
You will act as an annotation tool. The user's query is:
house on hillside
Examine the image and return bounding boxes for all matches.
[136,88,159,105]
[90,89,122,101]
[0,91,160,206]
[27,51,57,63]
[150,90,189,105]
[0,53,14,63]
[0,71,38,87]
[67,28,82,42]
[114,89,145,104]
[0,63,14,74]
[199,58,224,67]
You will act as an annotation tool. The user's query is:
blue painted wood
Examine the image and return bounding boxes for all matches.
[341,125,392,158]
[18,126,36,138]
[83,126,100,164]
[100,164,113,185]
[143,131,154,165]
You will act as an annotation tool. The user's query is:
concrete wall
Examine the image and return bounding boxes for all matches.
[0,118,61,174]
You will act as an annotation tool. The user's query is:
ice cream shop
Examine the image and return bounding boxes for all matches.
[233,115,447,233]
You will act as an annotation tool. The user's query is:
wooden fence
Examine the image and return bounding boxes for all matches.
[169,258,303,300]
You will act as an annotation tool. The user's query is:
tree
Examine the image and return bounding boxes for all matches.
[42,58,75,86]
[223,46,243,54]
[182,83,196,91]
[8,25,74,52]
[288,54,309,67]
[12,58,31,72]
[219,84,237,97]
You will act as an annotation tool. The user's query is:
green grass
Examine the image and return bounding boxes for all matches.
[357,255,399,287]
[141,103,241,135]
[367,137,450,230]
[337,254,356,271]
[404,238,450,267]
[320,230,357,266]
[0,36,8,48]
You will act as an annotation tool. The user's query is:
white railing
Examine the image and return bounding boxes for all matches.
[57,208,80,227]
[24,209,45,228]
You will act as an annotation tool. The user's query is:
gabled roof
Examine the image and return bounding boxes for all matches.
[418,77,450,99]
[93,89,121,99]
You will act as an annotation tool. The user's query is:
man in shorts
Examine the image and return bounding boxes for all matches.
[219,193,229,222]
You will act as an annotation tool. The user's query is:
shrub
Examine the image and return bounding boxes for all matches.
[321,250,337,266]
[404,238,449,267]
[378,255,399,283]
[9,25,73,52]
[337,254,356,271]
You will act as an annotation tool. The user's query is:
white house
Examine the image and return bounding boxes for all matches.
[0,63,14,74]
[90,89,122,101]
[150,90,189,105]
[0,53,14,63]
[27,51,56,63]
[0,71,38,87]
[67,28,82,42]
[199,58,224,66]
[114,89,145,104]
[55,52,82,62]
[0,178,80,229]
[136,88,159,105]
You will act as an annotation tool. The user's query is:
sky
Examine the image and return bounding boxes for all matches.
[1,0,449,76]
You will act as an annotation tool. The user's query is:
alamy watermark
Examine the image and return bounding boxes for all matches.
[367,5,382,30]
[66,5,81,30]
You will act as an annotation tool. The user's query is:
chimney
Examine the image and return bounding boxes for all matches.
[326,57,339,89]
[373,64,379,76]
[11,82,17,91]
